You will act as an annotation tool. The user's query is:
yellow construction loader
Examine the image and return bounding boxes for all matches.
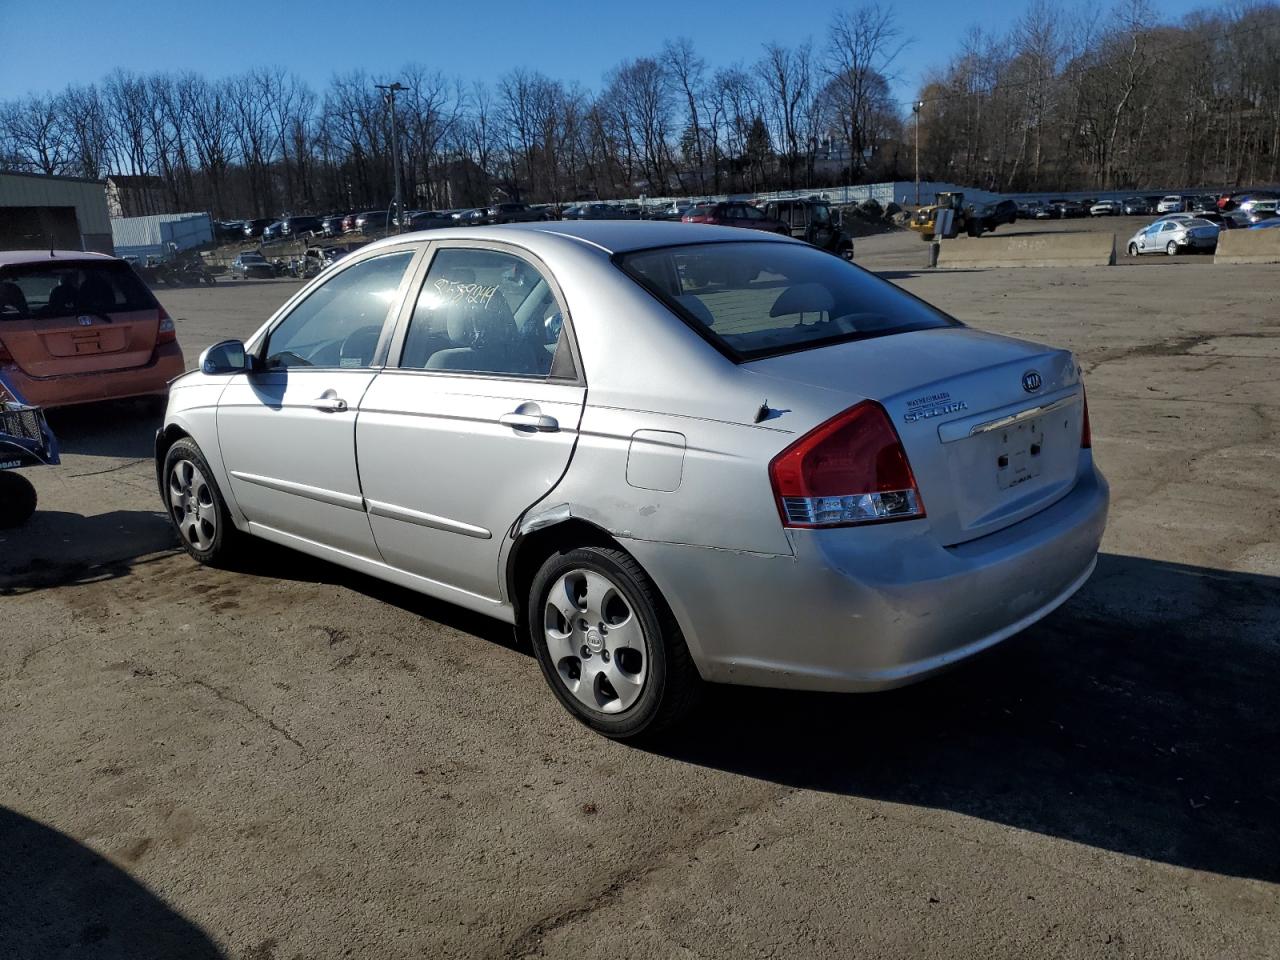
[909,192,983,241]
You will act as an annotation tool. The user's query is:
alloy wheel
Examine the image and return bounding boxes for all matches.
[543,568,649,714]
[168,458,217,551]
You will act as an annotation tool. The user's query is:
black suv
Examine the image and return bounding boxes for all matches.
[974,198,1018,231]
[761,199,854,259]
[477,203,544,225]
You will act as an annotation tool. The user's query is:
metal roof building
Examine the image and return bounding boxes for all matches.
[0,171,113,254]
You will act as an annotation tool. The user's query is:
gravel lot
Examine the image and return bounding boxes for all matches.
[2,220,1278,959]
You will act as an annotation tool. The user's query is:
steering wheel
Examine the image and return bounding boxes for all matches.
[339,325,382,366]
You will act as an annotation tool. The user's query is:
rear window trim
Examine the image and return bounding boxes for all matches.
[612,239,964,364]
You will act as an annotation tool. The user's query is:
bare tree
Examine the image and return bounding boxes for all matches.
[824,2,906,177]
[662,38,709,191]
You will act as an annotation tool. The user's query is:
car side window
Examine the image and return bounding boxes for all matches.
[399,247,571,379]
[739,206,765,221]
[263,250,414,369]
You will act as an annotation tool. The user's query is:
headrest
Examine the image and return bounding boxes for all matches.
[77,274,115,312]
[676,294,715,327]
[770,282,834,317]
[0,282,27,314]
[48,283,78,314]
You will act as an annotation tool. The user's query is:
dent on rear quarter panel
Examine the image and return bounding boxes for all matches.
[555,404,795,556]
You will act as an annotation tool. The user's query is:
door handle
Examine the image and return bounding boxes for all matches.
[499,411,559,432]
[310,396,348,412]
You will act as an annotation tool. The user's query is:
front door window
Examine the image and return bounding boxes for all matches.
[263,250,414,369]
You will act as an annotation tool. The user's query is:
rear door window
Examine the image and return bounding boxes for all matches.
[398,247,571,378]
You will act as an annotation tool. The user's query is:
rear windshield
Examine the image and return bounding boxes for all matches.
[0,260,158,321]
[616,241,958,361]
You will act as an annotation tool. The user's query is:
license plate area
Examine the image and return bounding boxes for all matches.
[995,416,1045,490]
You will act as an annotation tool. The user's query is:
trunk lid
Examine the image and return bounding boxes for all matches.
[0,259,162,378]
[748,327,1085,545]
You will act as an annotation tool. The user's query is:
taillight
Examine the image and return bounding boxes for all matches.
[157,308,177,345]
[1081,387,1092,448]
[768,401,925,528]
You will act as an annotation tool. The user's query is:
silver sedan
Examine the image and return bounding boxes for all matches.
[1127,218,1220,256]
[156,222,1108,739]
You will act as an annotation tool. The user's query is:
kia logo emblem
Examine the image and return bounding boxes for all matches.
[1022,370,1042,392]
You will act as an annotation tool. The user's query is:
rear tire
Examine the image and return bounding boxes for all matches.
[0,472,37,528]
[162,437,242,566]
[528,546,702,739]
[1166,241,1178,256]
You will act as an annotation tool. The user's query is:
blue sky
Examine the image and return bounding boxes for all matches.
[1,0,1216,109]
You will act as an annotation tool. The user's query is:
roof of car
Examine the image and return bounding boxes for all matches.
[361,219,797,257]
[0,249,118,266]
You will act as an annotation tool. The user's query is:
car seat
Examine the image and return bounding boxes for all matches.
[0,282,28,317]
[426,290,543,375]
[76,274,116,313]
[46,280,79,316]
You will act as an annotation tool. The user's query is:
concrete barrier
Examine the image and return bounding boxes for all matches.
[937,232,1116,268]
[1214,227,1280,265]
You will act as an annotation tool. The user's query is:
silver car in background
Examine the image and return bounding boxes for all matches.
[156,222,1108,739]
[1127,217,1220,255]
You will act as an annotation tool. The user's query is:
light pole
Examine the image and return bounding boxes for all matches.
[913,100,923,206]
[377,81,406,234]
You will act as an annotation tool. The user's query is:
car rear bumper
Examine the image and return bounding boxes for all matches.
[629,459,1109,692]
[2,341,186,408]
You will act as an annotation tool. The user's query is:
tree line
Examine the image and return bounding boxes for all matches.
[0,0,1276,220]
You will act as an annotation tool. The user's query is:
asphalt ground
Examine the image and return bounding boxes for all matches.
[2,219,1278,959]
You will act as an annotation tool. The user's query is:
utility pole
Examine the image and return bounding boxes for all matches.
[913,101,923,206]
[377,81,406,234]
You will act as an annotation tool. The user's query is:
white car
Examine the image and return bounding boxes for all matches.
[1089,200,1121,216]
[1126,218,1219,256]
[1156,196,1186,214]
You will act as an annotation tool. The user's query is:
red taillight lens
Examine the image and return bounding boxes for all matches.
[1081,387,1092,448]
[156,308,177,345]
[769,400,925,528]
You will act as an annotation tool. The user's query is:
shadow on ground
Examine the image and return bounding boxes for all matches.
[0,510,176,592]
[647,552,1280,884]
[0,807,223,959]
[45,400,162,460]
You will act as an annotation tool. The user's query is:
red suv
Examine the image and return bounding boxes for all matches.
[682,202,789,234]
[0,250,185,408]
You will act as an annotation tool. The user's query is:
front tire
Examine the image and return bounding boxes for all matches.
[528,546,701,739]
[1128,242,1139,256]
[0,472,37,527]
[162,437,242,566]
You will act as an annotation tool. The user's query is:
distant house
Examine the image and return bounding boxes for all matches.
[106,175,167,218]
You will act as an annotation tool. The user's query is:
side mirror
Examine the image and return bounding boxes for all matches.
[199,339,253,375]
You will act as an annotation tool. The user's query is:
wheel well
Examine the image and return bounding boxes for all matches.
[154,424,190,492]
[506,518,622,630]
